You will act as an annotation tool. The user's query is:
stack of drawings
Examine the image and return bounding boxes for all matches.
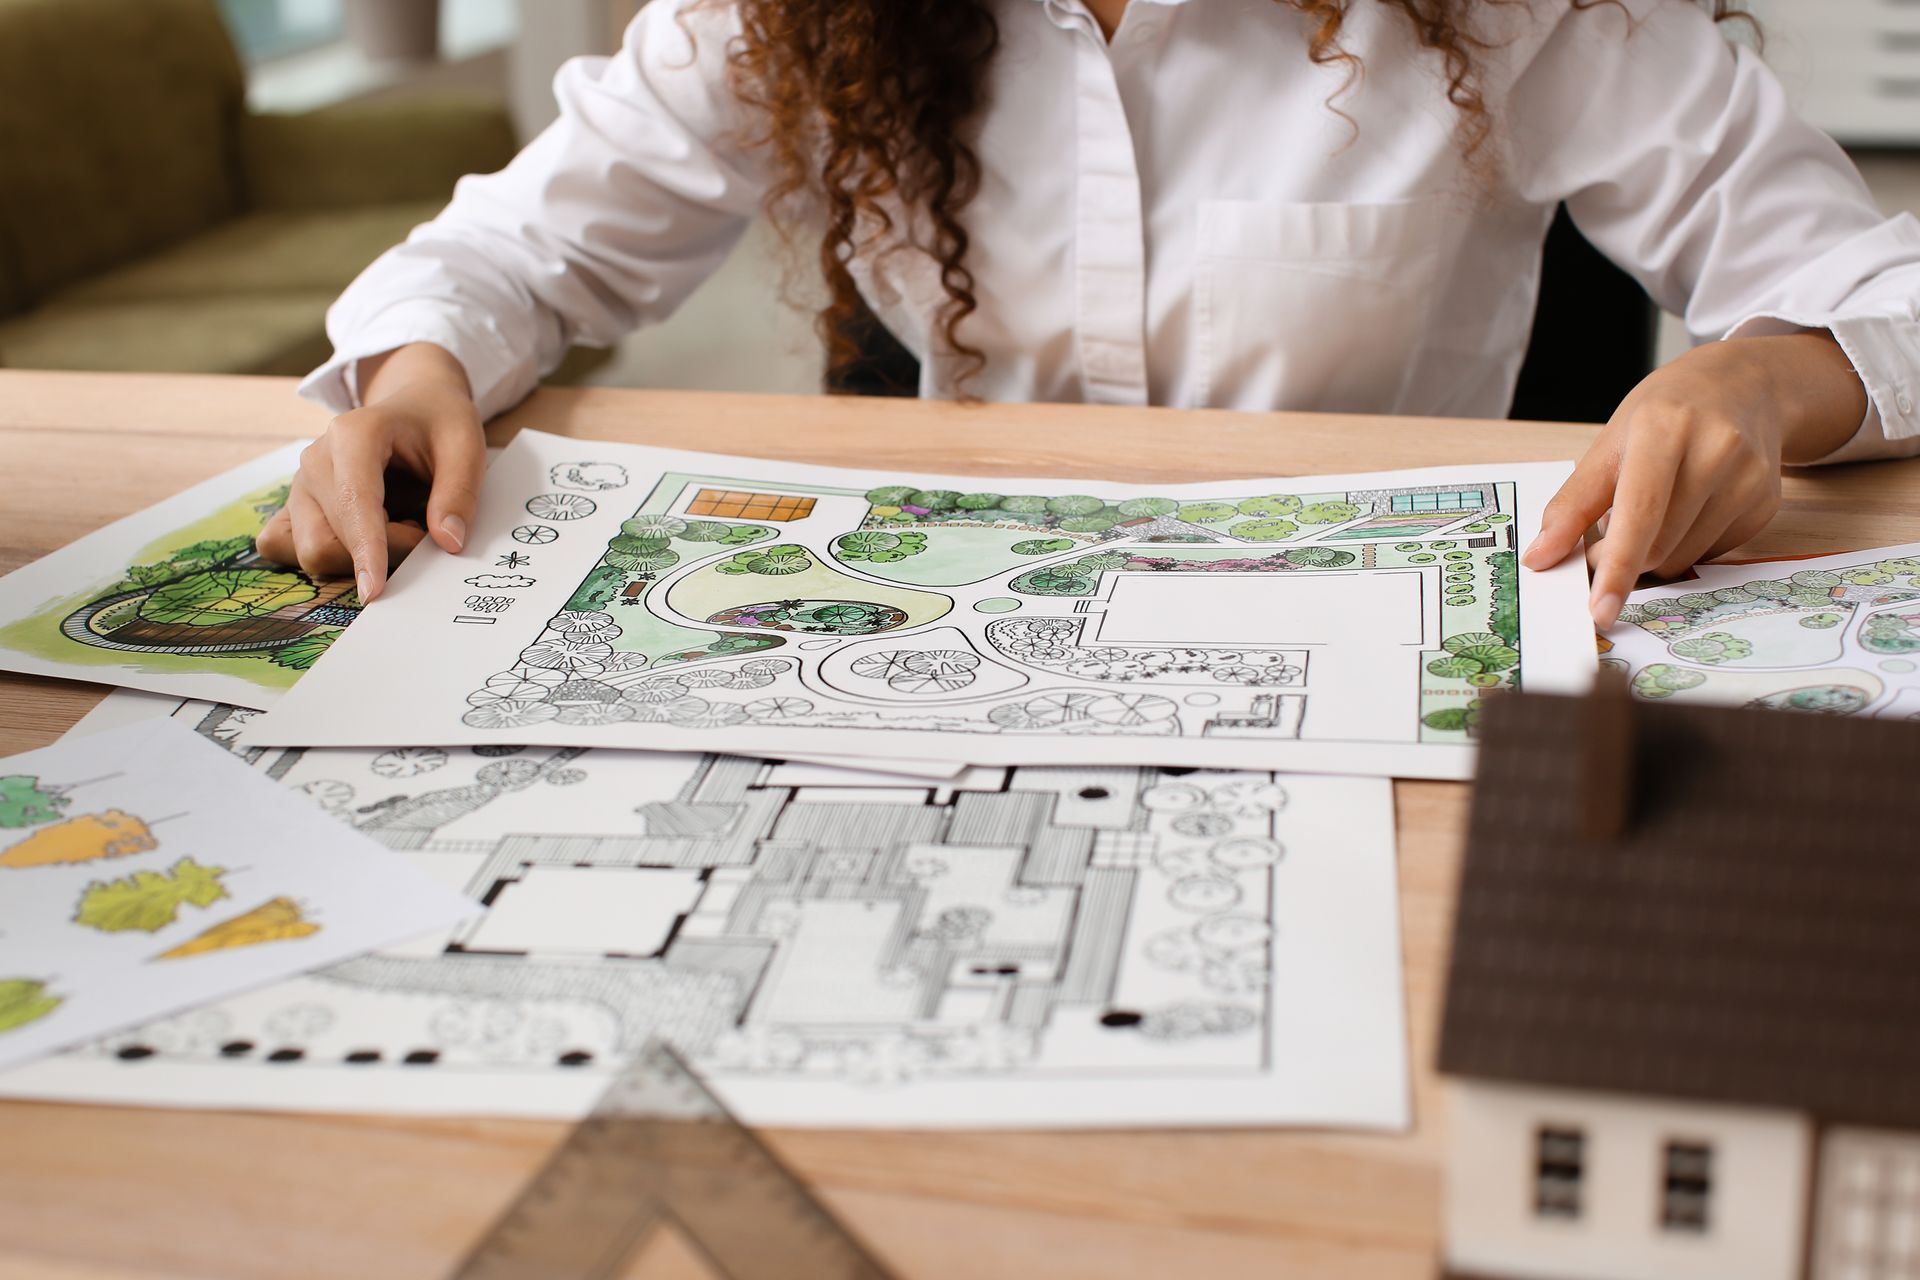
[44,427,1918,1131]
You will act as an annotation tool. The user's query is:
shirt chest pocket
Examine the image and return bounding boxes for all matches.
[1193,199,1454,414]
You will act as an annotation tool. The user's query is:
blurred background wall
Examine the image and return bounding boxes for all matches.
[2,0,1915,410]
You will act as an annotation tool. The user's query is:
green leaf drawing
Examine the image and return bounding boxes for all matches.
[0,979,61,1034]
[0,775,69,829]
[268,631,337,671]
[75,857,230,933]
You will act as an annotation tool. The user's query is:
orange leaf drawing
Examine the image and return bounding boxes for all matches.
[0,811,157,869]
[154,896,320,960]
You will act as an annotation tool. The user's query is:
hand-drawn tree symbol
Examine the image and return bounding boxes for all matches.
[864,485,917,506]
[1441,631,1519,673]
[1800,612,1843,629]
[908,489,961,512]
[526,493,597,522]
[1116,497,1179,518]
[1046,495,1105,517]
[1426,655,1483,680]
[1083,693,1179,726]
[1011,538,1076,556]
[138,570,316,627]
[1179,502,1238,523]
[999,495,1052,516]
[1632,663,1707,700]
[1058,513,1119,534]
[1297,500,1364,525]
[1232,518,1298,542]
[1670,632,1754,665]
[622,515,687,539]
[1236,494,1303,518]
[512,524,559,545]
[1283,546,1357,568]
[1422,700,1486,736]
[1011,566,1094,597]
[955,492,1004,511]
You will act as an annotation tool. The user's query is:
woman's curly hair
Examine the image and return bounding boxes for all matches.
[725,0,1753,387]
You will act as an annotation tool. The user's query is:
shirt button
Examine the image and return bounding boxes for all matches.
[1899,392,1915,416]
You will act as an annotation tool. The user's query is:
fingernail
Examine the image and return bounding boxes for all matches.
[1521,536,1544,568]
[441,514,467,551]
[1591,590,1623,628]
[357,570,376,603]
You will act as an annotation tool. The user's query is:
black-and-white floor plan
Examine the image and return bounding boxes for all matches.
[0,690,1407,1130]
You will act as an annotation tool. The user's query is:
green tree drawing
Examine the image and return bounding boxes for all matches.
[865,485,917,506]
[1011,566,1095,597]
[1178,502,1239,523]
[909,489,962,512]
[1297,500,1364,525]
[1058,514,1119,534]
[955,492,1004,511]
[1669,632,1754,665]
[677,520,736,543]
[74,857,230,933]
[1633,663,1707,699]
[0,775,68,829]
[0,979,61,1034]
[718,524,774,547]
[1012,538,1076,556]
[1237,494,1303,518]
[137,570,316,627]
[999,495,1052,515]
[1233,518,1298,542]
[836,531,926,564]
[1800,613,1843,629]
[1283,546,1357,568]
[1422,701,1485,737]
[1046,495,1105,518]
[268,631,338,671]
[1441,631,1518,672]
[1790,569,1842,591]
[1485,551,1519,646]
[1426,655,1483,680]
[1115,497,1179,519]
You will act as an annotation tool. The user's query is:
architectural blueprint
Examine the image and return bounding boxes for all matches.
[247,431,1594,779]
[0,442,343,708]
[0,689,1410,1130]
[1603,539,1920,721]
[0,718,474,1071]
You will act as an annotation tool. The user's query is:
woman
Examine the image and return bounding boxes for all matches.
[262,0,1920,627]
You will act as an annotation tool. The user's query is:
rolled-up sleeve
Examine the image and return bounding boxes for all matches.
[1502,0,1920,462]
[299,0,767,421]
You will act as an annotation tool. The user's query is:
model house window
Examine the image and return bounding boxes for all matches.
[1661,1140,1714,1233]
[1534,1126,1586,1219]
[1813,1130,1920,1280]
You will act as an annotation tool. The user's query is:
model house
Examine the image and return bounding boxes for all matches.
[1437,684,1920,1280]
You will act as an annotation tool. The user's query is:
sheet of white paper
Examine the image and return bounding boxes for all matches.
[0,718,476,1071]
[0,442,337,709]
[246,431,1594,779]
[1602,540,1920,719]
[2,689,1410,1131]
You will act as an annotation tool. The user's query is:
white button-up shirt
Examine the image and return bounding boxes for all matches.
[304,0,1920,461]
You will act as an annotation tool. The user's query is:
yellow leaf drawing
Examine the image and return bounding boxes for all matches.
[0,810,157,869]
[154,896,320,960]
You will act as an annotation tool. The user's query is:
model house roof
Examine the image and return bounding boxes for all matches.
[1438,687,1920,1127]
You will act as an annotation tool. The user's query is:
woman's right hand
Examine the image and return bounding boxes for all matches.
[257,342,487,602]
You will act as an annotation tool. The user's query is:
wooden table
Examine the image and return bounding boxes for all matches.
[2,369,1915,1280]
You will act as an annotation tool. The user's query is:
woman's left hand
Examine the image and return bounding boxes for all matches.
[1523,331,1868,628]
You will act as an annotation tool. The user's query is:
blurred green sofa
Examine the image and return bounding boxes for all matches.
[0,0,527,378]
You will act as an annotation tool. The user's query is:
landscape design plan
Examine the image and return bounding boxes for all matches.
[248,432,1595,778]
[0,690,1409,1131]
[0,442,344,708]
[1605,538,1920,722]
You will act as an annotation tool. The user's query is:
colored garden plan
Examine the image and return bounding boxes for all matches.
[0,442,353,708]
[248,432,1595,779]
[0,718,472,1072]
[1603,539,1920,723]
